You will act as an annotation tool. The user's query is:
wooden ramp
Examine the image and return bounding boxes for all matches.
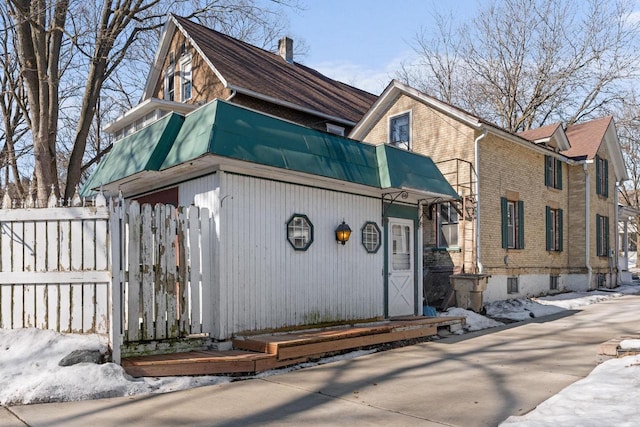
[122,317,464,377]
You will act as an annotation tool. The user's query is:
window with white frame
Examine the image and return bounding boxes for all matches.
[361,222,381,253]
[437,202,459,248]
[389,112,410,149]
[287,214,313,251]
[164,64,175,101]
[544,155,562,189]
[180,55,192,102]
[501,197,524,249]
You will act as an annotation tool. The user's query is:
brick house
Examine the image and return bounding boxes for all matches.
[103,14,377,142]
[350,80,628,305]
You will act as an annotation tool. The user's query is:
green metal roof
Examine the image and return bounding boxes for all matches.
[161,100,381,187]
[81,113,183,195]
[376,144,459,198]
[84,99,458,199]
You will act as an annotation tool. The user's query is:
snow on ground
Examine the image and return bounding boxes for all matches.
[500,355,640,426]
[0,284,638,409]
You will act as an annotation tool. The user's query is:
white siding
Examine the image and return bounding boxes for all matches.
[184,173,384,339]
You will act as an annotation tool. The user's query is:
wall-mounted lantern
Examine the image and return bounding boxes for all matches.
[335,221,352,245]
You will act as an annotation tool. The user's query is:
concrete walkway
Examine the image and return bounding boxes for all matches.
[3,294,640,427]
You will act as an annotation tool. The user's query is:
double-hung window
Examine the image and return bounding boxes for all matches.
[437,202,459,248]
[596,214,610,256]
[164,65,175,101]
[501,197,524,249]
[180,55,192,101]
[389,112,410,150]
[545,206,563,251]
[595,155,609,197]
[544,155,562,189]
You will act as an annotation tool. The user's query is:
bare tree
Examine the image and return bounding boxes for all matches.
[2,0,301,205]
[400,0,640,132]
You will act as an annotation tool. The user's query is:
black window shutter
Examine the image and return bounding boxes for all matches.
[544,156,551,187]
[596,214,602,256]
[595,156,601,195]
[604,159,609,198]
[517,200,525,249]
[605,215,610,254]
[556,159,563,190]
[545,206,552,251]
[501,197,508,249]
[558,208,564,252]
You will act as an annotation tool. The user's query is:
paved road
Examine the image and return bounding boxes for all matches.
[2,294,639,427]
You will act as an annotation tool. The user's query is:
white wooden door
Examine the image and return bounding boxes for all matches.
[387,218,415,317]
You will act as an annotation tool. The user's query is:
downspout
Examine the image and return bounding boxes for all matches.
[225,89,237,101]
[474,128,488,273]
[584,163,592,289]
[613,182,620,286]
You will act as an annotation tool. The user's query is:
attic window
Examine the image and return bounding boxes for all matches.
[326,123,345,136]
[179,42,188,57]
[164,64,175,101]
[389,112,411,150]
[180,55,192,101]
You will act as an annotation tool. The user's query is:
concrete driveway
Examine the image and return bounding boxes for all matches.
[3,294,639,427]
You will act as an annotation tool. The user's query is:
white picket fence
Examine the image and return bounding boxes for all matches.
[1,196,213,364]
[111,200,212,343]
[0,203,111,333]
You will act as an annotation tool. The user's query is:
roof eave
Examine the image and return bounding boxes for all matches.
[229,84,357,126]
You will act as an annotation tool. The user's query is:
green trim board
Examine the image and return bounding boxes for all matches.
[84,99,459,200]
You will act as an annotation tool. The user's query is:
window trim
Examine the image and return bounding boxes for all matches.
[550,275,559,291]
[286,214,314,251]
[436,202,459,249]
[507,277,519,294]
[179,54,192,102]
[596,214,610,257]
[501,197,524,249]
[544,155,563,190]
[595,155,609,198]
[388,111,412,150]
[361,221,381,253]
[164,64,175,102]
[326,123,345,136]
[545,206,563,252]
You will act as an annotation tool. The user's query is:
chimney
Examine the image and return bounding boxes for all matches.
[278,37,294,64]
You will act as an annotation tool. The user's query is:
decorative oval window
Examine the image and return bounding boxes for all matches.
[361,221,381,253]
[286,214,313,251]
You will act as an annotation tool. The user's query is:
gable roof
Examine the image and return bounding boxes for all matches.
[142,15,377,126]
[350,80,564,160]
[83,100,458,200]
[562,116,627,181]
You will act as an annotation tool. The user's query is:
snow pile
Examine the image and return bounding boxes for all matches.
[485,298,564,321]
[440,307,504,332]
[620,339,640,350]
[500,355,640,426]
[0,328,230,406]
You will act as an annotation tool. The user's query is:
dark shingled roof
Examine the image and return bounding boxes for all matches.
[173,16,377,124]
[562,116,613,160]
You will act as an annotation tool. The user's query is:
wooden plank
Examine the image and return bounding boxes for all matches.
[188,207,202,334]
[95,284,108,334]
[165,205,178,339]
[59,284,71,332]
[94,218,109,334]
[140,204,154,341]
[12,285,23,328]
[0,220,12,272]
[276,326,437,361]
[23,220,35,327]
[0,206,109,222]
[200,208,213,336]
[127,202,142,341]
[155,204,168,340]
[0,285,11,328]
[176,207,188,336]
[0,271,112,284]
[47,219,59,271]
[109,198,124,364]
[48,284,59,332]
[70,218,83,332]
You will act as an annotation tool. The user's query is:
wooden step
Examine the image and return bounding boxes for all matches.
[122,350,276,377]
[122,316,465,377]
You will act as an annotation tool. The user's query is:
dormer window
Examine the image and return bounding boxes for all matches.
[389,112,410,150]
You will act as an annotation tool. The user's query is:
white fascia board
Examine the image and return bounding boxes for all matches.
[229,85,356,127]
[141,19,175,101]
[102,98,197,133]
[604,121,629,181]
[483,124,574,164]
[551,126,571,151]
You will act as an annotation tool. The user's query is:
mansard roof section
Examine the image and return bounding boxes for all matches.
[142,15,377,126]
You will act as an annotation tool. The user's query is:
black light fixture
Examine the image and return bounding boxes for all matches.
[335,221,352,245]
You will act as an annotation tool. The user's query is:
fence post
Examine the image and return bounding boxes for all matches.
[109,195,124,364]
